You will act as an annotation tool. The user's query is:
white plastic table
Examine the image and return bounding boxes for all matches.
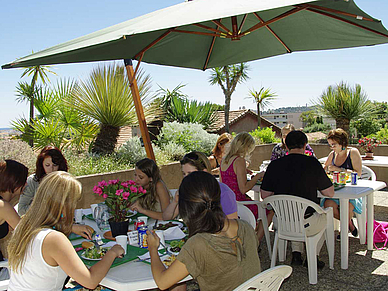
[319,156,388,167]
[71,216,191,291]
[318,180,386,269]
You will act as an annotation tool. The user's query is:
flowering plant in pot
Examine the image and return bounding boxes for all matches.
[358,137,382,155]
[93,179,147,236]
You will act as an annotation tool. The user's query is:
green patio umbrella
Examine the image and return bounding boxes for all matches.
[3,0,388,158]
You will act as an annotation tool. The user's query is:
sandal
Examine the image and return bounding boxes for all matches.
[350,219,358,237]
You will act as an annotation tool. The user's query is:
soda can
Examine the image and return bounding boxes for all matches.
[339,172,347,184]
[138,225,148,248]
[351,172,358,185]
[333,171,340,184]
[135,220,145,230]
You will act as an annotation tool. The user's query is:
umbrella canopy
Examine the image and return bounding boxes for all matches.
[2,0,388,70]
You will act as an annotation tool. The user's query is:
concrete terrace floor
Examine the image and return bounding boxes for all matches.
[256,190,388,291]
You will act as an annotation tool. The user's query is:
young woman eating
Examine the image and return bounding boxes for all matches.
[147,171,261,291]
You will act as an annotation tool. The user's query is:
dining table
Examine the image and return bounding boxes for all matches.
[317,179,386,269]
[71,213,191,291]
[319,155,388,168]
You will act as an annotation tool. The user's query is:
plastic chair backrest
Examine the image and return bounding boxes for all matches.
[232,265,292,291]
[263,195,324,238]
[237,203,256,229]
[361,165,376,181]
[0,260,9,291]
[169,189,178,199]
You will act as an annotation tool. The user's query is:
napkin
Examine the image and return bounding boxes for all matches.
[138,251,168,261]
[102,241,118,248]
[163,226,186,241]
[82,208,92,216]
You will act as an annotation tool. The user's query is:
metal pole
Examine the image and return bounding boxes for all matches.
[124,59,155,160]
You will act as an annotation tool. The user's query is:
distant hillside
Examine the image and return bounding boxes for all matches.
[264,106,316,114]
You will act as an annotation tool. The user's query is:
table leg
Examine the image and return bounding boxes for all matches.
[339,199,349,269]
[367,192,374,250]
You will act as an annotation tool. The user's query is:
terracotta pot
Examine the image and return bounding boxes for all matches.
[365,152,374,158]
[109,219,129,237]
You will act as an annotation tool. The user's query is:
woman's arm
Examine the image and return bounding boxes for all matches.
[234,157,263,194]
[0,200,20,229]
[43,231,124,290]
[323,151,334,171]
[162,192,179,221]
[147,230,189,290]
[350,148,362,176]
[71,224,94,240]
[18,176,38,216]
[208,156,217,170]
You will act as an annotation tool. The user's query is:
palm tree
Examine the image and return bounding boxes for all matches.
[246,87,277,128]
[70,64,156,155]
[208,63,249,133]
[315,82,374,134]
[19,64,56,146]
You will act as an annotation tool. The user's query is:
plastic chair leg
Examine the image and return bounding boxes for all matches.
[305,240,318,285]
[278,239,286,262]
[271,234,279,268]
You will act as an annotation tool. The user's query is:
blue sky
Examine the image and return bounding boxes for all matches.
[1,0,387,128]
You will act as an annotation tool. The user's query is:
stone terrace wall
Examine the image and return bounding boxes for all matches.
[76,144,388,209]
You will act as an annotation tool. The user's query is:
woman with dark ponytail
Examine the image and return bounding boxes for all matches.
[147,171,261,291]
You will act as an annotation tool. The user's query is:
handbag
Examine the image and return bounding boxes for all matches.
[366,220,388,250]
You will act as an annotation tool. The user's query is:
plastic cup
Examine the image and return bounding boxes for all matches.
[155,230,165,250]
[90,204,98,219]
[74,209,83,224]
[116,235,128,255]
[138,216,148,225]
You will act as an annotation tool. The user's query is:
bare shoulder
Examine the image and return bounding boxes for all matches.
[349,147,361,156]
[44,230,69,246]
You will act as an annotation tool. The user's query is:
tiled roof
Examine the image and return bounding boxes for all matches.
[207,109,281,132]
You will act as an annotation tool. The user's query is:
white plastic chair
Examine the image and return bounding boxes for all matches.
[237,201,272,259]
[263,195,335,285]
[232,265,292,291]
[354,165,377,244]
[0,260,9,291]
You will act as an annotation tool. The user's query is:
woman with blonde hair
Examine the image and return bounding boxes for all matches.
[208,133,233,176]
[220,132,264,218]
[270,124,315,160]
[8,171,124,291]
[130,158,171,220]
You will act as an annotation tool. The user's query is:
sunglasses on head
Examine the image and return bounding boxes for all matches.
[184,152,199,160]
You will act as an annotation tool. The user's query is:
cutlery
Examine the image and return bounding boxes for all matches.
[92,234,104,250]
[153,219,158,230]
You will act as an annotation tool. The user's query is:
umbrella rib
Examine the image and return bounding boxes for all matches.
[241,5,307,35]
[253,13,291,53]
[238,14,248,34]
[307,7,388,38]
[304,4,376,22]
[134,29,174,59]
[231,16,239,40]
[203,20,224,71]
[212,20,232,35]
[173,29,226,38]
[193,23,227,36]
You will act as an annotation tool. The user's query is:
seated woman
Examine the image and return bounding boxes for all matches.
[162,151,238,220]
[322,128,362,237]
[18,146,68,215]
[208,133,232,176]
[7,171,124,291]
[130,158,171,220]
[220,132,264,219]
[271,124,315,161]
[147,171,261,291]
[0,160,28,262]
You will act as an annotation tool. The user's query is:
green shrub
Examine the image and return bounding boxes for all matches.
[161,141,186,161]
[352,118,382,137]
[250,127,277,144]
[370,124,388,144]
[0,139,36,173]
[303,123,332,133]
[157,122,218,155]
[116,137,147,165]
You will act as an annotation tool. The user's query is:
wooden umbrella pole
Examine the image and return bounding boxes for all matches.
[124,59,155,160]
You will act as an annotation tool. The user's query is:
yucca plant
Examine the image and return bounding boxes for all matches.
[315,82,374,134]
[246,87,277,128]
[70,64,156,155]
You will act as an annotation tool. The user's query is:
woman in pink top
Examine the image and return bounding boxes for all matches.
[220,132,264,219]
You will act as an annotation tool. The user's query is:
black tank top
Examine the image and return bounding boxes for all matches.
[0,196,10,261]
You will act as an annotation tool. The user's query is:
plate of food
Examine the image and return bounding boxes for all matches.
[80,246,110,261]
[162,254,177,267]
[154,221,184,230]
[167,239,186,255]
[126,209,137,218]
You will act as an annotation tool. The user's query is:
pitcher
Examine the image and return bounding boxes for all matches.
[94,203,111,231]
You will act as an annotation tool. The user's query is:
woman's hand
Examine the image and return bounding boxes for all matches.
[109,244,125,258]
[327,165,342,172]
[146,230,160,251]
[246,168,253,175]
[130,201,145,214]
[71,224,94,240]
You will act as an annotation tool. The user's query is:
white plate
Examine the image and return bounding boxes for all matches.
[126,209,137,218]
[80,251,103,261]
[167,246,180,255]
[155,220,184,230]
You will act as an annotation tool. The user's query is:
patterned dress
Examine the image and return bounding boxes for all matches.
[220,157,258,219]
[270,143,315,161]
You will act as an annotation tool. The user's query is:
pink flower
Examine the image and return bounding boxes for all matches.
[94,187,103,196]
[98,180,107,188]
[108,179,119,185]
[102,194,108,199]
[122,192,130,200]
[129,180,136,185]
[139,186,147,194]
[121,181,129,188]
[115,189,124,196]
[130,186,138,193]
